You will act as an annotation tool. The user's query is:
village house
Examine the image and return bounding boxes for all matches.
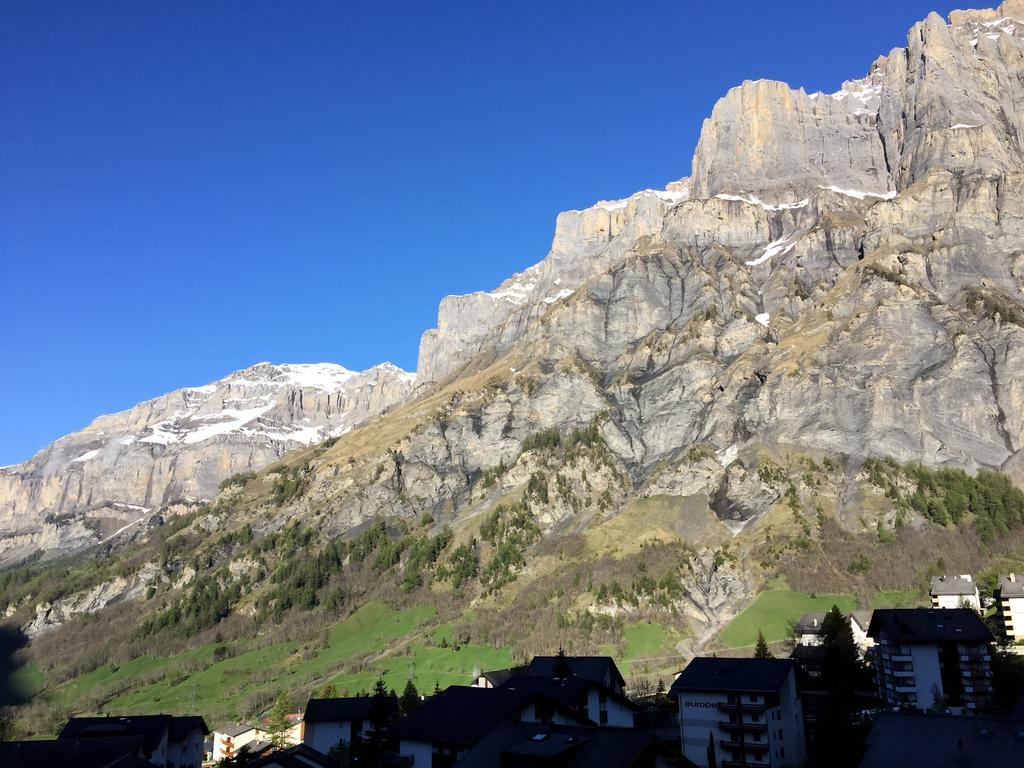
[57,714,208,768]
[794,611,874,655]
[498,673,636,727]
[302,695,377,754]
[929,575,981,611]
[523,655,627,695]
[0,735,151,768]
[867,608,994,714]
[211,723,268,763]
[471,668,517,689]
[995,573,1024,643]
[670,657,807,768]
[393,684,593,767]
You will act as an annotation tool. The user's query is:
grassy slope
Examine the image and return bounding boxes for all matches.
[713,590,857,650]
[45,601,510,726]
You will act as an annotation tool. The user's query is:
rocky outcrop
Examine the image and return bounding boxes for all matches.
[0,362,414,562]
[350,2,1024,538]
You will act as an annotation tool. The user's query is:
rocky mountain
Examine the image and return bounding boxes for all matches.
[374,0,1024,525]
[4,2,1024,719]
[0,362,414,563]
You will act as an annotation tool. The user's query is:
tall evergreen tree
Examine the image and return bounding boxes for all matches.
[816,605,865,767]
[400,678,421,714]
[553,645,572,678]
[266,691,293,747]
[754,629,773,658]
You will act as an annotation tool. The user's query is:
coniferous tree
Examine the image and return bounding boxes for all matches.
[400,678,421,714]
[816,605,865,767]
[553,645,572,678]
[266,691,293,747]
[754,629,774,659]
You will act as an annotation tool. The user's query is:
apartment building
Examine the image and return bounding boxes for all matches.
[671,657,807,768]
[867,608,994,714]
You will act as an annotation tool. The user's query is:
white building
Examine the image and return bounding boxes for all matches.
[794,611,874,655]
[670,657,807,768]
[302,696,375,754]
[929,574,981,611]
[996,573,1024,643]
[867,608,994,714]
[212,723,267,763]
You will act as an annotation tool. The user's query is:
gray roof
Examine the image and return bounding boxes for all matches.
[929,575,977,596]
[794,612,827,634]
[997,573,1024,598]
[859,713,1024,768]
[215,723,260,738]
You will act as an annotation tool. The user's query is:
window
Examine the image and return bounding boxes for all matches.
[600,710,608,725]
[751,713,760,722]
[749,694,759,703]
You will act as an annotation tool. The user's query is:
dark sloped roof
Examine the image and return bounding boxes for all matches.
[99,756,158,768]
[0,737,148,768]
[478,668,518,686]
[303,695,375,723]
[392,685,587,746]
[248,743,335,768]
[859,713,1024,768]
[794,612,827,634]
[498,674,635,712]
[59,716,171,753]
[455,721,681,768]
[168,715,209,740]
[525,656,625,688]
[670,657,796,695]
[867,608,994,643]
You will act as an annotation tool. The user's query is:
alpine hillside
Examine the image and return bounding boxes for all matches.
[3,0,1024,735]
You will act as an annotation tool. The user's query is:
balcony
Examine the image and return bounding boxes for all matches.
[717,701,769,714]
[720,720,768,735]
[720,739,769,753]
[722,761,771,768]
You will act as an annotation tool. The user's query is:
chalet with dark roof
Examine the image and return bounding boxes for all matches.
[0,736,148,768]
[392,684,591,768]
[525,656,626,695]
[58,714,208,768]
[498,673,636,727]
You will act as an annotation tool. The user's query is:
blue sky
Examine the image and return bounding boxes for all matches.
[0,0,965,465]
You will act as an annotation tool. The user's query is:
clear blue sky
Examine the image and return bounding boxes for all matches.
[0,0,964,465]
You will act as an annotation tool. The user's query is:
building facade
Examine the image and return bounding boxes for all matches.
[867,608,994,714]
[995,573,1024,643]
[929,575,981,611]
[671,657,807,768]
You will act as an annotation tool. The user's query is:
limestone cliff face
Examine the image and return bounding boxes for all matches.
[364,2,1024,533]
[0,362,414,561]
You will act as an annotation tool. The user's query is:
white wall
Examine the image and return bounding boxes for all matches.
[677,677,805,768]
[1003,596,1024,642]
[166,729,204,768]
[212,728,264,762]
[304,721,352,755]
[909,644,943,710]
[399,739,434,768]
[586,688,634,727]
